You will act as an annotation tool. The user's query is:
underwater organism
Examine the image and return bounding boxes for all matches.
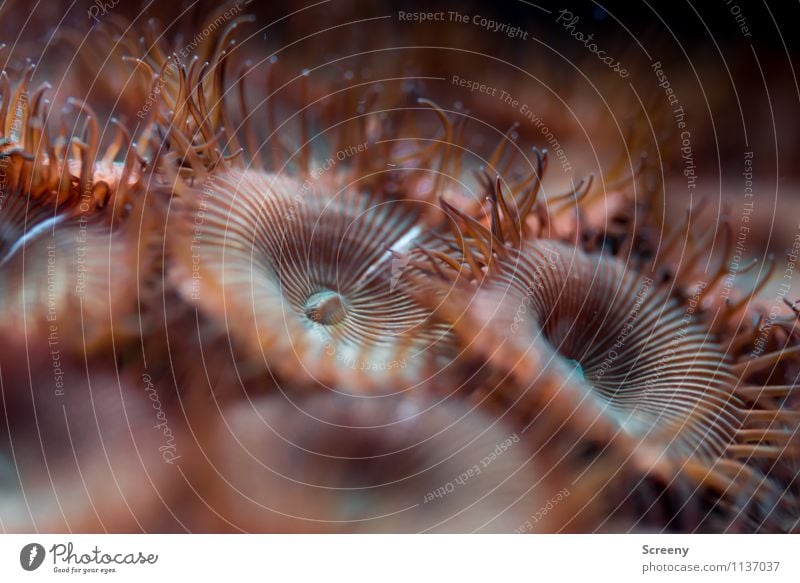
[0,2,796,536]
[0,65,161,351]
[404,159,800,532]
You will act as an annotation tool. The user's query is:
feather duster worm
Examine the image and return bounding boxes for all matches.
[406,153,800,531]
[167,167,453,391]
[0,65,161,351]
[98,24,470,392]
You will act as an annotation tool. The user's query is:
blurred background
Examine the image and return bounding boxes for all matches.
[3,0,797,261]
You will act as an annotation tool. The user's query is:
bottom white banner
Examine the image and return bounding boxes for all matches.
[0,534,797,582]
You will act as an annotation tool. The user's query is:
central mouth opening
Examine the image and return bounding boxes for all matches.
[538,313,626,400]
[304,289,347,326]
